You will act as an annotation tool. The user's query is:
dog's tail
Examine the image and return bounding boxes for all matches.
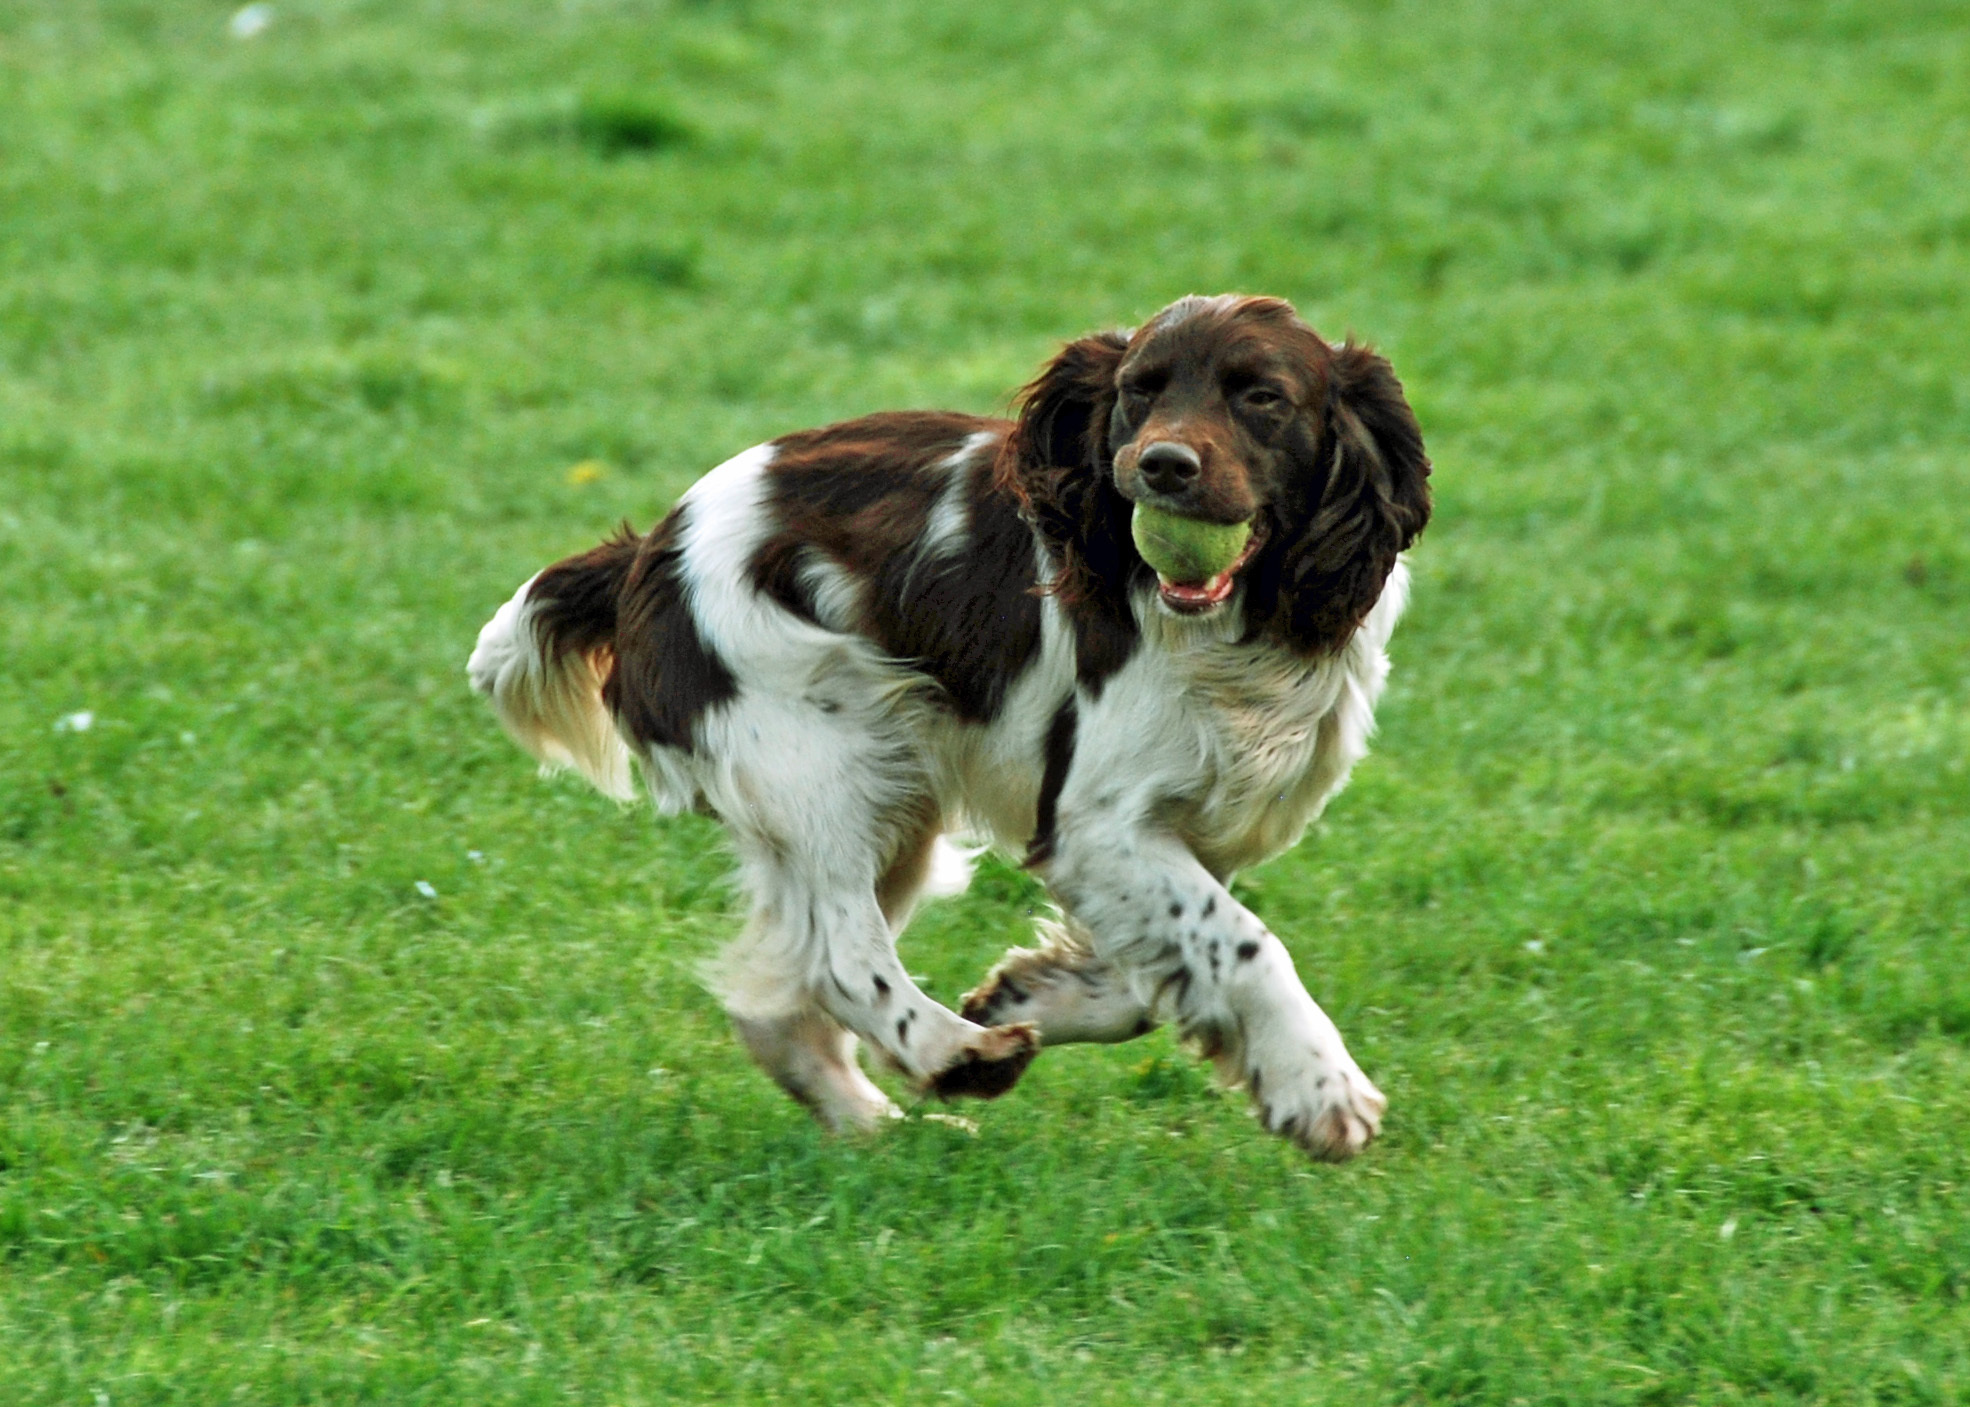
[468,528,642,802]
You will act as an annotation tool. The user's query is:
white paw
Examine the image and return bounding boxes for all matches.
[821,1087,905,1136]
[1250,1054,1385,1162]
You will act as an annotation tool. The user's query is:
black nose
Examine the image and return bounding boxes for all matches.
[1137,441,1201,496]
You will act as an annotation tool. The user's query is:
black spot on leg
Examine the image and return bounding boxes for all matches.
[1236,941,1259,962]
[1202,896,1216,919]
[1169,901,1184,919]
[873,975,891,1003]
[897,1014,912,1043]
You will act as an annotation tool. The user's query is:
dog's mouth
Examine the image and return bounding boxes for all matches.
[1154,522,1266,615]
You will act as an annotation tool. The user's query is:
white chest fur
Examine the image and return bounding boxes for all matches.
[1162,635,1355,876]
[1080,566,1405,880]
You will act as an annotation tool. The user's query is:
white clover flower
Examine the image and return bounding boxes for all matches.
[229,4,274,40]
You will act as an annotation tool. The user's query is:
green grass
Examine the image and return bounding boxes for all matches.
[4,0,1969,1401]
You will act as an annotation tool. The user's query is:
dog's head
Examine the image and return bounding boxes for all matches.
[1001,294,1431,652]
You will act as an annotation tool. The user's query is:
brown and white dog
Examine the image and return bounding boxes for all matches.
[469,294,1430,1160]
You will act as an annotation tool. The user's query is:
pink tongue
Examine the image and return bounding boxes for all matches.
[1159,571,1235,607]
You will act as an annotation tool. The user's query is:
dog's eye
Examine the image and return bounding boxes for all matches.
[1239,386,1286,410]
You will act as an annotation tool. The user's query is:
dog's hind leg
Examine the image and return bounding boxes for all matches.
[875,826,975,935]
[711,831,1037,1115]
[727,824,979,1132]
[693,671,1037,1116]
[730,1004,899,1133]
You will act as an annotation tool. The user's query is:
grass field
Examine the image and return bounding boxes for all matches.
[5,1,1969,1401]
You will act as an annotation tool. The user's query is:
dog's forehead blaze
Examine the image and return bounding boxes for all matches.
[1128,298,1328,389]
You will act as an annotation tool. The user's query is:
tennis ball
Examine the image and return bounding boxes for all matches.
[1131,504,1252,582]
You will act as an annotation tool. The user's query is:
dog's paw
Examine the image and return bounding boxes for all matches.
[821,1088,905,1136]
[961,934,1153,1046]
[927,1023,1040,1101]
[958,970,1026,1028]
[956,983,1004,1028]
[1251,1057,1386,1163]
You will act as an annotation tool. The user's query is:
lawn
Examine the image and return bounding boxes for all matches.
[3,0,1968,1401]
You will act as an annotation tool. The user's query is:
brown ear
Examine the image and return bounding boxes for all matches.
[997,329,1134,607]
[1012,329,1130,473]
[1266,341,1432,653]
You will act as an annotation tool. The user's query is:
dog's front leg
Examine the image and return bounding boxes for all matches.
[960,915,1158,1045]
[1041,823,1385,1161]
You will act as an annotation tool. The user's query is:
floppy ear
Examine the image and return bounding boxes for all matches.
[1013,328,1130,473]
[997,329,1134,607]
[1267,341,1432,653]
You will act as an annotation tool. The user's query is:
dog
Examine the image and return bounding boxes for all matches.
[469,294,1430,1160]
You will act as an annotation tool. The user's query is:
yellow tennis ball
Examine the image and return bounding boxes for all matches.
[1131,504,1252,581]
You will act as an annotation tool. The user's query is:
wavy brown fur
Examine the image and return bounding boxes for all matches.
[1242,339,1433,655]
